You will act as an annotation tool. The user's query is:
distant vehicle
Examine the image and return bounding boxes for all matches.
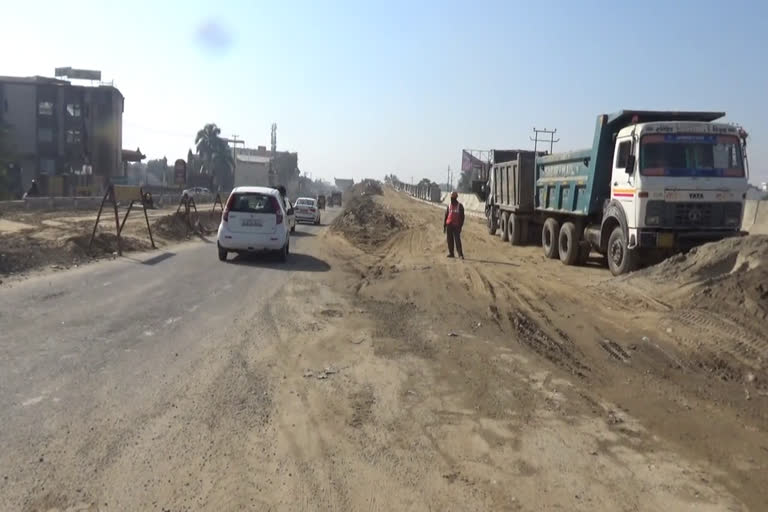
[330,191,342,207]
[294,197,321,225]
[761,182,768,192]
[181,187,212,203]
[217,186,290,262]
[475,110,749,276]
[317,194,326,209]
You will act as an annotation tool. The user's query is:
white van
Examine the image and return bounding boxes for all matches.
[217,186,290,262]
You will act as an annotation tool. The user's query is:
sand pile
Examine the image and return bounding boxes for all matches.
[331,194,404,250]
[629,235,768,321]
[0,232,151,275]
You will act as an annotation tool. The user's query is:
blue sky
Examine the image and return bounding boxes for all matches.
[3,0,767,184]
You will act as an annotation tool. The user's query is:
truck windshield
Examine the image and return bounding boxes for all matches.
[640,134,744,177]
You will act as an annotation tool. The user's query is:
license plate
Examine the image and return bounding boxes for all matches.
[657,233,674,248]
[242,219,262,227]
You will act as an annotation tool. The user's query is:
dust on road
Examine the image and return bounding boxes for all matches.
[2,189,767,511]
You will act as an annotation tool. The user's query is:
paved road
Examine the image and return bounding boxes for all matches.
[0,211,337,510]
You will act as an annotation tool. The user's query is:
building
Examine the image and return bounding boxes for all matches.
[0,74,124,195]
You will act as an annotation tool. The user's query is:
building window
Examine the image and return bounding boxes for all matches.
[38,128,54,143]
[66,129,82,144]
[38,101,54,116]
[40,158,56,175]
[66,103,82,117]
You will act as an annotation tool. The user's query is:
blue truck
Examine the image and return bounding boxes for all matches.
[477,111,750,275]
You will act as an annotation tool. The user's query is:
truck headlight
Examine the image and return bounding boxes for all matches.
[646,215,660,226]
[725,216,739,226]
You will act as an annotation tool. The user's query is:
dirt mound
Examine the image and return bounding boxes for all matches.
[0,232,151,276]
[152,211,219,240]
[350,179,383,196]
[627,235,768,321]
[331,194,404,250]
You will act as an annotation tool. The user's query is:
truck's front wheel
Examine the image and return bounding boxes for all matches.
[542,218,560,259]
[558,222,580,265]
[607,226,637,276]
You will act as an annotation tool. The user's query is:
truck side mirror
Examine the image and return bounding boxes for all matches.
[625,155,635,174]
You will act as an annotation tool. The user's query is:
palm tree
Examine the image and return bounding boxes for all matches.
[195,123,235,189]
[195,123,223,175]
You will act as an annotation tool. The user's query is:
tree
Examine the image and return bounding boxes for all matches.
[195,123,234,189]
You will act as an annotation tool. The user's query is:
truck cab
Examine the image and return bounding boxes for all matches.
[608,118,747,262]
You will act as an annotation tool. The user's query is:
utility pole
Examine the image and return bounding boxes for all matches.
[226,135,245,190]
[530,127,560,155]
[268,123,277,187]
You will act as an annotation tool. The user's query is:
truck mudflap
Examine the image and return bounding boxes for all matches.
[635,229,744,250]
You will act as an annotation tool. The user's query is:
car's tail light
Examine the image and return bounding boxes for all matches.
[310,207,316,212]
[270,197,283,224]
[223,194,235,222]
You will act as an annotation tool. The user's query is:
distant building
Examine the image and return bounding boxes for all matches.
[0,74,125,195]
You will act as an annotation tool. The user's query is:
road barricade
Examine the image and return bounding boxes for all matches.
[88,185,156,256]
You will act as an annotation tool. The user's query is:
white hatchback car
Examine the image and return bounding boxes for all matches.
[217,186,290,262]
[294,197,321,225]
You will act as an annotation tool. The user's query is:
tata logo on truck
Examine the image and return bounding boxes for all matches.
[689,192,704,199]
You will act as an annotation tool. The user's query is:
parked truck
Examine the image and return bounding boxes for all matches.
[476,110,749,275]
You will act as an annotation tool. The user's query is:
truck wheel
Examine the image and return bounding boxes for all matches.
[218,244,228,262]
[558,222,580,265]
[500,212,510,242]
[607,226,637,276]
[508,213,522,246]
[487,209,497,235]
[542,218,560,259]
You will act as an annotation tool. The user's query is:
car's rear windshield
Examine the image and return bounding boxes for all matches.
[229,193,277,213]
[296,199,315,206]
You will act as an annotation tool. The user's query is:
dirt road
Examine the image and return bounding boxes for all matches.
[1,191,766,511]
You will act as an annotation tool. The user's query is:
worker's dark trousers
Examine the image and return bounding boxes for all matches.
[446,225,463,257]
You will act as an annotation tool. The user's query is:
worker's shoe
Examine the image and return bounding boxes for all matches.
[446,254,455,258]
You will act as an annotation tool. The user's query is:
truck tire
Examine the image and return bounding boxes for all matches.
[500,212,510,242]
[607,225,637,276]
[487,208,497,235]
[508,213,523,246]
[542,217,560,259]
[558,222,580,265]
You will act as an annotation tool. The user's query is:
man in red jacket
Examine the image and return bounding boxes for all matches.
[443,191,465,259]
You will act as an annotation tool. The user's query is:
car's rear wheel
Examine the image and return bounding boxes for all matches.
[217,244,227,261]
[279,241,289,262]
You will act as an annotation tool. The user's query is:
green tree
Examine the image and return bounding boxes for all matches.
[195,123,234,189]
